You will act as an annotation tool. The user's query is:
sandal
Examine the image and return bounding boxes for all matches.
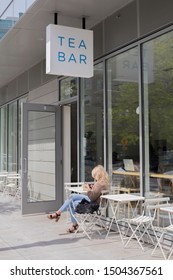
[66,224,79,233]
[47,212,61,222]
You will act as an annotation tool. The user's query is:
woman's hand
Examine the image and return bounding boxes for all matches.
[82,183,92,191]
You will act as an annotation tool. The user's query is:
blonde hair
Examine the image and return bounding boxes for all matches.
[92,165,110,188]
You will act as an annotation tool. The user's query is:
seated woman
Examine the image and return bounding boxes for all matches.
[47,165,110,233]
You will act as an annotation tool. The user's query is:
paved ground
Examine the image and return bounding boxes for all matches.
[0,196,171,260]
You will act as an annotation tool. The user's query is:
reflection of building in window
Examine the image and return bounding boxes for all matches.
[0,17,18,39]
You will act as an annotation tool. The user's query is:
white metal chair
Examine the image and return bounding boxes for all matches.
[111,173,123,194]
[73,212,96,239]
[3,173,21,197]
[72,191,109,240]
[152,225,173,259]
[151,204,173,259]
[122,197,170,250]
[0,181,4,193]
[85,191,109,237]
[14,177,22,200]
[0,172,7,194]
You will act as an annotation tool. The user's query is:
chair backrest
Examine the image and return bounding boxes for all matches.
[145,197,170,205]
[147,203,172,211]
[111,173,124,194]
[144,197,170,225]
[110,185,120,194]
[99,192,109,214]
[7,173,21,182]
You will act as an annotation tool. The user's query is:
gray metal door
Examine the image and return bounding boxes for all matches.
[21,103,62,215]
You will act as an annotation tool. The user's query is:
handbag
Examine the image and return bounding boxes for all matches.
[75,198,100,214]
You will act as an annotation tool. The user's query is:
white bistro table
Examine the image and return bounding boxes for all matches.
[64,181,95,196]
[64,182,88,196]
[65,186,86,194]
[101,193,145,243]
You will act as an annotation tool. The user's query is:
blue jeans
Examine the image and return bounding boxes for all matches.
[59,193,91,223]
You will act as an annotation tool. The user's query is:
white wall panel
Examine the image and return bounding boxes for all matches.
[28,79,58,103]
[28,150,55,162]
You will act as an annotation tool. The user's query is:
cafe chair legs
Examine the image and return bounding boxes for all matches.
[123,197,171,251]
[73,212,96,240]
[151,225,173,259]
[123,213,155,250]
[71,194,109,240]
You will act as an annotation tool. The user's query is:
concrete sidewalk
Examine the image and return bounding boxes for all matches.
[0,196,169,260]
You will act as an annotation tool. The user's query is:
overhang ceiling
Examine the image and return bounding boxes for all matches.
[0,0,133,88]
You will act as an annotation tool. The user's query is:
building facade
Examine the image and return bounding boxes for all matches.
[1,0,173,214]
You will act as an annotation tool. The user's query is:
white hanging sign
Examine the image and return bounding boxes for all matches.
[46,24,93,78]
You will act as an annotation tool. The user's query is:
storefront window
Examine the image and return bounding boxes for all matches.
[8,101,17,172]
[143,31,173,198]
[107,48,140,191]
[80,63,104,181]
[0,106,7,171]
[60,77,77,101]
[0,97,26,173]
[18,96,27,172]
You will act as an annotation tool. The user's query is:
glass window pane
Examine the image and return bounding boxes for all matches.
[80,63,104,181]
[0,106,7,171]
[60,77,77,101]
[71,103,77,182]
[8,101,17,172]
[27,111,56,202]
[18,96,27,172]
[107,48,140,191]
[143,31,173,197]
